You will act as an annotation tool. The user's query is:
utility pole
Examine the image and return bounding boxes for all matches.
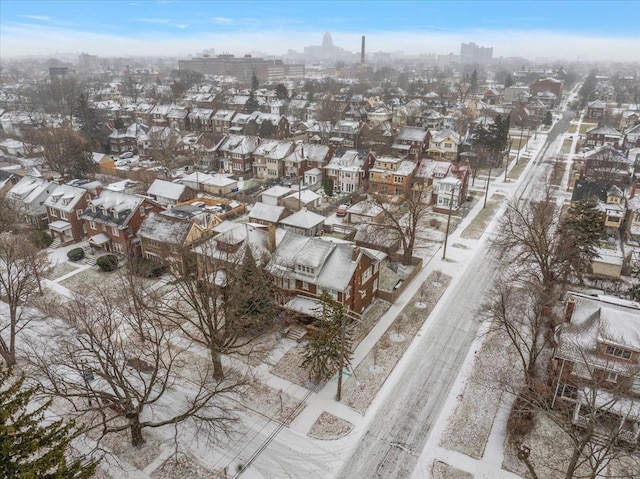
[336,312,346,401]
[515,124,525,165]
[504,138,513,182]
[484,166,492,209]
[442,185,455,260]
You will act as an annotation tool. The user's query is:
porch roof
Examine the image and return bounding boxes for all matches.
[284,295,324,320]
[49,220,72,232]
[88,232,111,245]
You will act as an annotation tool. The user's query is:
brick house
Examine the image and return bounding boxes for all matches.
[45,183,97,246]
[530,77,564,99]
[81,190,162,257]
[585,124,624,148]
[267,231,383,318]
[392,126,429,158]
[586,100,606,120]
[551,292,640,444]
[212,134,260,177]
[281,143,333,184]
[368,155,417,196]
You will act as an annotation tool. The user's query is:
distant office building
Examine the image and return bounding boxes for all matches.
[460,42,493,64]
[178,54,305,82]
[303,32,355,61]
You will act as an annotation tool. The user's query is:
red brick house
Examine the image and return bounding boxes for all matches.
[267,231,383,318]
[81,190,162,257]
[530,77,564,99]
[368,155,417,196]
[45,183,98,246]
[551,292,640,444]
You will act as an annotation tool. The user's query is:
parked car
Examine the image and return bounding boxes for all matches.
[336,204,348,217]
[120,151,134,159]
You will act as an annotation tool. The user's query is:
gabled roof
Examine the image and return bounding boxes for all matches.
[8,176,54,205]
[147,179,187,201]
[138,212,193,245]
[588,99,607,109]
[44,184,86,212]
[82,190,145,228]
[278,208,325,229]
[396,126,428,142]
[571,180,611,203]
[249,202,286,223]
[586,124,623,137]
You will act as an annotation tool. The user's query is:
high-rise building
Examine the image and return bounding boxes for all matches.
[460,42,493,64]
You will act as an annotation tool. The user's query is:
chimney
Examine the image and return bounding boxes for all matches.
[268,223,277,253]
[351,244,360,261]
[361,36,365,64]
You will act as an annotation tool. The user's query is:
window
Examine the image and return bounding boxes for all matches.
[558,383,578,400]
[89,221,96,230]
[82,223,87,234]
[301,281,309,290]
[49,207,57,217]
[111,227,120,237]
[60,211,68,220]
[76,209,83,218]
[394,176,404,184]
[606,371,618,383]
[605,345,632,360]
[444,142,452,149]
[362,266,372,282]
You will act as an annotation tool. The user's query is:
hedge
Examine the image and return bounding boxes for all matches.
[96,255,118,271]
[67,248,84,261]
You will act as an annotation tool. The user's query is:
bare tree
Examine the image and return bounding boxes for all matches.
[148,127,181,178]
[25,126,95,178]
[29,280,242,448]
[509,360,640,479]
[160,243,274,380]
[369,183,431,265]
[481,274,551,385]
[0,233,50,366]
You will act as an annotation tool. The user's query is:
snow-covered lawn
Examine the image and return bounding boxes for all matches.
[58,267,123,292]
[460,193,505,240]
[430,460,474,479]
[270,346,315,389]
[45,261,79,280]
[439,328,520,459]
[308,412,354,440]
[343,271,451,413]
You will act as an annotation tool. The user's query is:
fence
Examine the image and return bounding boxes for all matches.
[375,255,424,303]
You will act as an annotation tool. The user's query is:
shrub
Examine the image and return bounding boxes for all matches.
[96,254,118,271]
[507,390,536,444]
[33,231,53,249]
[67,248,84,261]
[128,257,166,277]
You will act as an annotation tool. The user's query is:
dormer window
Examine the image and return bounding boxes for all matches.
[113,210,119,219]
[605,345,632,360]
[296,264,315,276]
[90,204,96,213]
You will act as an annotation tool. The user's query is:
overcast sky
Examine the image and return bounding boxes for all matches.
[1,0,639,62]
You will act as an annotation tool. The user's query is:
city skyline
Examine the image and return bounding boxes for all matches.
[1,0,640,61]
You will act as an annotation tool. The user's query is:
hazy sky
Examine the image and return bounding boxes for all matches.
[2,0,639,61]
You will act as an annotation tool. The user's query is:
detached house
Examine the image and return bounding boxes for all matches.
[213,134,260,177]
[586,100,606,120]
[330,120,361,149]
[325,149,376,194]
[392,126,429,158]
[7,175,57,227]
[267,231,384,318]
[368,155,417,196]
[427,129,461,161]
[45,183,96,246]
[585,124,624,148]
[252,139,295,180]
[81,190,161,257]
[552,292,640,445]
[282,143,333,184]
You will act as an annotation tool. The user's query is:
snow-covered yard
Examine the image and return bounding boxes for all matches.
[308,412,353,440]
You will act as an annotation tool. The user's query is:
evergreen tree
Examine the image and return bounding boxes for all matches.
[504,74,514,88]
[275,83,289,100]
[229,247,274,333]
[0,366,98,478]
[323,177,334,196]
[251,72,259,91]
[557,199,605,283]
[245,91,260,114]
[259,119,276,138]
[301,290,353,394]
[543,111,553,126]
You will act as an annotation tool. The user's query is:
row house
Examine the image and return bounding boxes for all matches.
[392,126,429,158]
[552,292,640,445]
[427,129,461,161]
[325,149,376,194]
[253,139,295,180]
[267,231,383,318]
[368,155,417,196]
[81,189,162,257]
[330,120,361,149]
[282,143,332,184]
[6,176,57,227]
[585,124,623,148]
[212,134,260,177]
[45,183,97,246]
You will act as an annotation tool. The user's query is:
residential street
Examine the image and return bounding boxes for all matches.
[336,107,575,478]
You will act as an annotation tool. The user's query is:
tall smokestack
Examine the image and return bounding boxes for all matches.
[361,36,365,64]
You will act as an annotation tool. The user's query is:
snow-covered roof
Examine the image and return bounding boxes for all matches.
[44,184,86,212]
[284,189,321,205]
[147,179,186,201]
[7,176,54,206]
[138,212,193,245]
[278,208,325,229]
[249,202,285,223]
[396,126,427,142]
[262,185,293,198]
